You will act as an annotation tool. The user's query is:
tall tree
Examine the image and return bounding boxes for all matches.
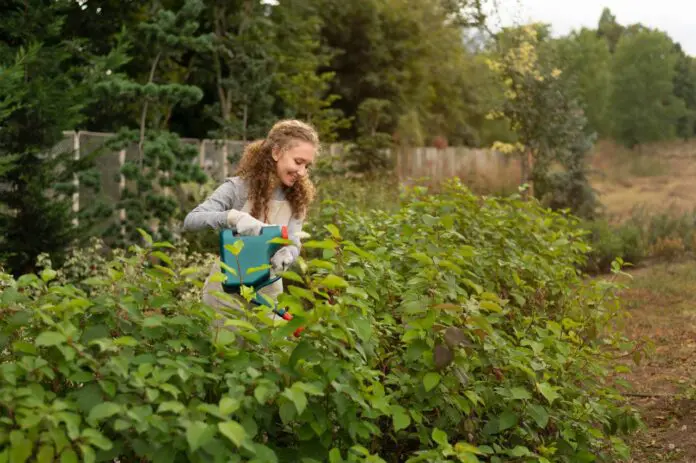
[554,28,612,137]
[672,43,696,139]
[316,0,498,145]
[610,27,686,147]
[95,0,209,244]
[597,7,623,53]
[486,24,598,217]
[204,0,277,141]
[271,0,350,142]
[0,1,119,275]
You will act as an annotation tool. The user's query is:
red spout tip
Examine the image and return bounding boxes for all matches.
[281,226,288,240]
[293,327,305,337]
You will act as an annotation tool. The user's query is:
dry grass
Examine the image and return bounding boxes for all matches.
[589,140,696,222]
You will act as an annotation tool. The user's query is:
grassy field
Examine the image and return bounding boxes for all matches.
[590,140,696,462]
[589,140,696,221]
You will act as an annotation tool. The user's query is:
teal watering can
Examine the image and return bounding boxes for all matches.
[219,225,304,336]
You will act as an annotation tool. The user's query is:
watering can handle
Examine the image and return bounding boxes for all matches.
[226,225,289,239]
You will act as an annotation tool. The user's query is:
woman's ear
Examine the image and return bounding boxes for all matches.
[272,147,280,162]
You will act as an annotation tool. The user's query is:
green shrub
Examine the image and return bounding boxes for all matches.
[582,208,696,273]
[1,180,639,462]
[582,219,646,273]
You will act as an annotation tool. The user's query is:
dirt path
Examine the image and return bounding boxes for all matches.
[613,261,696,462]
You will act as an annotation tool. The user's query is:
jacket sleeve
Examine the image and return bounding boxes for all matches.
[182,179,244,231]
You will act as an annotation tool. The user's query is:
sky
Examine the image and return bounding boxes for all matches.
[489,0,696,55]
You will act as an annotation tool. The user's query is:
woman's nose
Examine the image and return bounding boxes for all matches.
[298,165,307,177]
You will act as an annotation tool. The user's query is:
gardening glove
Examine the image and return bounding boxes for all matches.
[271,246,298,273]
[227,210,266,236]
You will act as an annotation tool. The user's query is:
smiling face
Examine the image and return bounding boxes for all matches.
[273,140,316,187]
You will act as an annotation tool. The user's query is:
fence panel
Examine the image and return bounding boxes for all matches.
[395,146,521,193]
[52,132,523,220]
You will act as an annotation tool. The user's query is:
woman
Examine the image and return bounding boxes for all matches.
[183,119,318,311]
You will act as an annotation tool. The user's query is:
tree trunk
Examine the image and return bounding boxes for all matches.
[138,52,161,169]
[519,148,534,200]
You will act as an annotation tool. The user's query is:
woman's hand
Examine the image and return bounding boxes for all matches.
[271,246,298,272]
[227,210,266,236]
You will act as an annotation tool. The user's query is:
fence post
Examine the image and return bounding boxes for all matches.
[72,131,80,226]
[119,148,126,238]
[222,140,229,178]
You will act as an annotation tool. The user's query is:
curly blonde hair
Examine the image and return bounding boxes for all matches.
[235,119,318,221]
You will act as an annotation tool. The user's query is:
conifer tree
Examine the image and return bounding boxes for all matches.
[95,0,210,244]
[0,1,108,275]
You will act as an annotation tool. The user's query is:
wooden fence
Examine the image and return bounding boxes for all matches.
[394,146,522,193]
[60,131,522,217]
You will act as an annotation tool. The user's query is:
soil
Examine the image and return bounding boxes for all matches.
[611,261,696,462]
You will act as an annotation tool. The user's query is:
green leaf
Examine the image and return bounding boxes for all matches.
[81,428,112,450]
[143,316,164,328]
[37,445,55,463]
[432,428,448,446]
[423,372,441,392]
[329,448,343,463]
[497,410,518,432]
[60,448,78,463]
[158,401,185,414]
[536,382,560,405]
[409,252,432,265]
[392,406,411,432]
[219,261,237,276]
[247,264,271,275]
[12,342,37,355]
[479,300,502,313]
[113,336,138,346]
[9,432,32,463]
[79,445,96,463]
[279,402,296,424]
[320,274,349,289]
[225,240,244,256]
[303,239,336,250]
[137,228,153,245]
[279,270,304,283]
[154,265,176,277]
[35,331,66,347]
[508,446,532,457]
[573,451,597,463]
[82,277,109,286]
[254,384,274,404]
[325,224,342,239]
[218,420,248,447]
[87,402,121,425]
[292,382,324,396]
[223,319,257,331]
[283,386,308,415]
[186,421,213,452]
[220,397,241,415]
[528,404,549,428]
[510,387,532,400]
[453,442,484,455]
[41,269,57,282]
[150,251,172,266]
